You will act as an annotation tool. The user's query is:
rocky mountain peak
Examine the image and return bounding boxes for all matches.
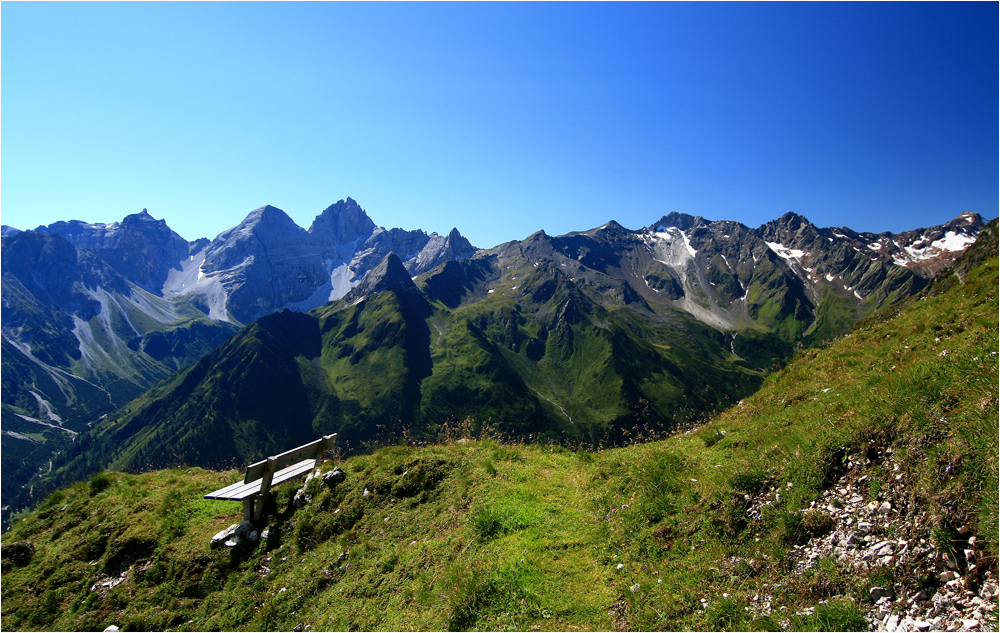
[442,227,475,253]
[758,212,821,246]
[102,210,190,291]
[243,205,295,229]
[945,211,985,232]
[211,205,309,249]
[343,252,420,303]
[651,212,704,232]
[591,220,629,236]
[116,209,180,237]
[777,211,808,227]
[124,208,154,222]
[309,198,377,245]
[202,205,321,276]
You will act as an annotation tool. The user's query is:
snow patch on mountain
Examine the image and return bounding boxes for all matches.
[192,276,235,323]
[765,242,806,262]
[892,231,977,267]
[159,247,237,323]
[291,258,359,312]
[647,227,698,267]
[653,226,699,259]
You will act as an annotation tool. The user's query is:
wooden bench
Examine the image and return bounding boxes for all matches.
[204,434,337,522]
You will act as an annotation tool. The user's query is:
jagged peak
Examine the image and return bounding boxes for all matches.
[309,198,377,239]
[947,211,985,231]
[757,212,819,241]
[650,212,704,232]
[343,252,421,303]
[444,227,476,252]
[121,208,168,229]
[771,212,814,231]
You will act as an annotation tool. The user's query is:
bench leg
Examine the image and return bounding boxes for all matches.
[253,491,268,522]
[243,498,254,523]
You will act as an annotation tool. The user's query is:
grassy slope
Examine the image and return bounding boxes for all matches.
[2,236,996,632]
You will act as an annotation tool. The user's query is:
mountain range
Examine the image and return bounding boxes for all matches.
[2,200,984,523]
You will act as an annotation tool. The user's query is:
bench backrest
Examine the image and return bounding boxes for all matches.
[243,434,336,484]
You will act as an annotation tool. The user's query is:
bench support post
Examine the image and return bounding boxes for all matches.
[253,457,277,523]
[242,498,254,522]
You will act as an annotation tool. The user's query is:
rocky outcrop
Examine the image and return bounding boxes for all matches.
[733,444,998,632]
[210,520,260,549]
[0,541,35,568]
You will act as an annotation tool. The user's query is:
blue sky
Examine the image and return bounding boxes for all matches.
[3,2,997,248]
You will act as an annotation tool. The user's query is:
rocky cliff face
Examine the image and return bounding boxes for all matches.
[34,210,192,293]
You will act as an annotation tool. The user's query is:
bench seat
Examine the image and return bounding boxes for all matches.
[204,458,318,501]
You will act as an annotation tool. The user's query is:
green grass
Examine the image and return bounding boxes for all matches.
[3,236,996,631]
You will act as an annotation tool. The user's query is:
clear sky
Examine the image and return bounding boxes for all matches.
[2,2,997,248]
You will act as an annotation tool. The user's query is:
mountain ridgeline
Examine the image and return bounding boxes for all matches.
[23,208,987,508]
